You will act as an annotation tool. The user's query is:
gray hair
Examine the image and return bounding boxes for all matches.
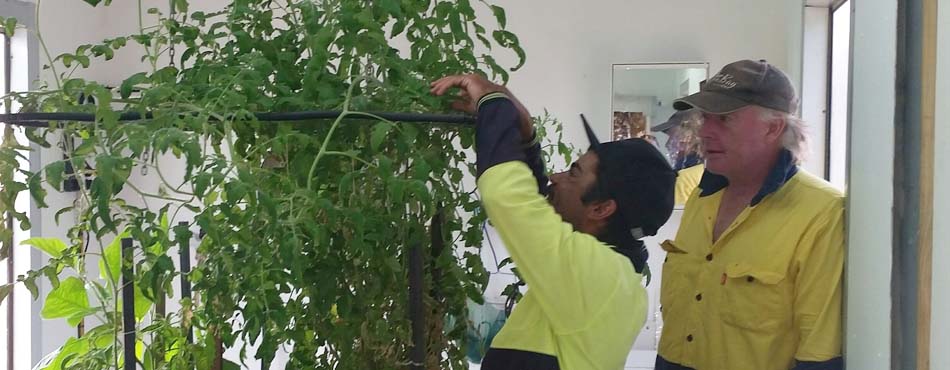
[756,106,808,164]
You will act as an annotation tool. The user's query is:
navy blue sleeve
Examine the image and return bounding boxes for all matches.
[792,357,843,370]
[520,131,550,195]
[475,97,526,178]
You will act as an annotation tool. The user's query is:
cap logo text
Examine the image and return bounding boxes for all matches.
[709,73,738,89]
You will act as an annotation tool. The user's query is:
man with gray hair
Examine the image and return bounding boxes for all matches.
[655,60,844,370]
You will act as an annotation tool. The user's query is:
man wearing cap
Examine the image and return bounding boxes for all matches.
[655,60,844,370]
[431,74,676,370]
[652,109,705,204]
[652,109,703,171]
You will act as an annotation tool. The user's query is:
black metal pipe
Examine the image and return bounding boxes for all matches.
[408,242,425,370]
[0,110,475,126]
[178,222,193,344]
[427,209,446,359]
[4,31,14,370]
[121,238,136,370]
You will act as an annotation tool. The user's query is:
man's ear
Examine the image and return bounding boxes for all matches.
[587,199,617,222]
[765,116,787,143]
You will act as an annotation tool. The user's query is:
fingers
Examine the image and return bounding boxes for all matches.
[430,74,498,114]
[429,75,466,96]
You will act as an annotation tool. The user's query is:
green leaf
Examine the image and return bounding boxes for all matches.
[223,359,241,370]
[28,171,49,208]
[0,284,13,306]
[120,72,148,99]
[82,0,103,6]
[99,229,130,283]
[490,5,506,28]
[91,44,115,60]
[41,277,91,326]
[22,276,38,300]
[75,55,91,68]
[370,121,394,151]
[45,161,66,191]
[133,285,152,321]
[380,0,402,16]
[3,17,17,36]
[492,30,526,71]
[37,337,90,370]
[21,237,68,258]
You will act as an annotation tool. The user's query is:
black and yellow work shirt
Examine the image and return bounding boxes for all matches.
[657,151,845,370]
[474,95,649,370]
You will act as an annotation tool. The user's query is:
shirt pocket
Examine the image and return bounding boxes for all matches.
[659,240,693,318]
[720,263,792,332]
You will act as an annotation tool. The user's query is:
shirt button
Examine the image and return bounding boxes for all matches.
[695,293,702,301]
[687,335,694,342]
[747,276,755,282]
[705,254,713,261]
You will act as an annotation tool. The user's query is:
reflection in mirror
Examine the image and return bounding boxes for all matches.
[611,64,708,359]
[611,63,708,167]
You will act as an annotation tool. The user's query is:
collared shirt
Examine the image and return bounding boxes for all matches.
[657,150,845,370]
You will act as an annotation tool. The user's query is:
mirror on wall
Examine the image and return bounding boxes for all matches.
[611,63,708,164]
[610,63,708,363]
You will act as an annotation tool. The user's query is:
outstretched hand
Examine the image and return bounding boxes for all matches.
[430,74,534,139]
[429,74,504,114]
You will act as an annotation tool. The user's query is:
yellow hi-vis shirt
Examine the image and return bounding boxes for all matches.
[477,161,648,370]
[675,164,705,205]
[658,161,844,370]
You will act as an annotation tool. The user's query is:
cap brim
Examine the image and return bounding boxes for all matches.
[651,120,676,132]
[673,91,750,114]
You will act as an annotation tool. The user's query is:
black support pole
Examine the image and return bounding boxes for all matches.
[408,241,425,370]
[0,110,475,127]
[178,222,194,344]
[121,238,136,370]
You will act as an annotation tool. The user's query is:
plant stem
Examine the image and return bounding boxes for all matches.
[307,75,361,190]
[33,0,61,90]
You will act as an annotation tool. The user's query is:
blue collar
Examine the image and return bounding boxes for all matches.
[698,149,799,206]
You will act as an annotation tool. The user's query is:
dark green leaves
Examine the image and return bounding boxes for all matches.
[120,72,148,99]
[490,5,506,28]
[0,284,13,306]
[45,161,66,191]
[5,0,537,368]
[370,121,394,151]
[492,30,526,71]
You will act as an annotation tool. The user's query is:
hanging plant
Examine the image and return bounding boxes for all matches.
[0,0,578,369]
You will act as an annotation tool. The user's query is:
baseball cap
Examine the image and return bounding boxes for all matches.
[581,115,676,237]
[673,59,798,114]
[652,109,698,132]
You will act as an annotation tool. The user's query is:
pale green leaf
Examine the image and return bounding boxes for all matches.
[99,229,130,283]
[21,237,68,259]
[41,277,90,326]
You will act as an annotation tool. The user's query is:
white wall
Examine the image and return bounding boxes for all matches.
[801,6,829,179]
[931,0,950,367]
[846,0,896,368]
[496,0,802,153]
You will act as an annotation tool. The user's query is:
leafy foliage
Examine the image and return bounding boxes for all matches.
[0,0,575,369]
